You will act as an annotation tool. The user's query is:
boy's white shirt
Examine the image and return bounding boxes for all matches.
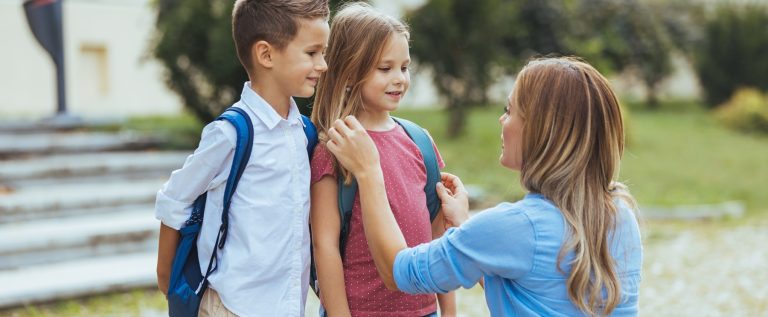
[155,82,311,317]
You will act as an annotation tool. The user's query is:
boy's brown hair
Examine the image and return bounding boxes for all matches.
[232,0,330,73]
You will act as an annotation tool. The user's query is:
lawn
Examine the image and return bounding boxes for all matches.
[3,101,766,316]
[395,102,768,216]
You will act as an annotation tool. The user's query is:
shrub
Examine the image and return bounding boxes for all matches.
[715,88,768,134]
[693,4,768,107]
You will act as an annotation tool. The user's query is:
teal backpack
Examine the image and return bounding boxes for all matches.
[309,117,441,297]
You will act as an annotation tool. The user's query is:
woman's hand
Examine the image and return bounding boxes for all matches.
[326,116,381,179]
[436,172,470,228]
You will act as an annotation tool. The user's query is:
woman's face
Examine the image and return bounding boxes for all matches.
[499,89,524,170]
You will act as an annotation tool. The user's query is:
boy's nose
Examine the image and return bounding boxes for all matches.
[316,58,328,72]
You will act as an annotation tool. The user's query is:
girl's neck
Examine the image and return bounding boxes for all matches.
[357,109,396,132]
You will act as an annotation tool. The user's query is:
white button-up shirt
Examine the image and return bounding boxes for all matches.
[155,83,311,317]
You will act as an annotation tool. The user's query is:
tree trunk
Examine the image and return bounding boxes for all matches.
[446,98,466,139]
[646,84,660,110]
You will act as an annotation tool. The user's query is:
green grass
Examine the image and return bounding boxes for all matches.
[396,102,768,216]
[0,289,165,317]
[3,101,766,316]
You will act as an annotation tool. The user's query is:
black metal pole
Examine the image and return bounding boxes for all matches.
[23,0,67,116]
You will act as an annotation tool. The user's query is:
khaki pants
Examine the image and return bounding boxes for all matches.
[198,288,238,317]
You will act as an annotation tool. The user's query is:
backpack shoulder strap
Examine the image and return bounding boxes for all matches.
[216,107,254,234]
[336,117,442,258]
[199,106,254,285]
[301,115,318,159]
[392,117,441,222]
[337,176,357,258]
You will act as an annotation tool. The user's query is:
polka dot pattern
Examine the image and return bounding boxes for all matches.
[310,125,445,316]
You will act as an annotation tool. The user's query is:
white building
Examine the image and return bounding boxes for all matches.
[0,0,438,121]
[1,0,184,120]
[0,0,699,121]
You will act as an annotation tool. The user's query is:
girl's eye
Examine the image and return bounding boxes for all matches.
[379,67,391,72]
[401,66,408,72]
[307,51,316,56]
[503,106,509,114]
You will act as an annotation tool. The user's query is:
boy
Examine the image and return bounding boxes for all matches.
[155,1,329,316]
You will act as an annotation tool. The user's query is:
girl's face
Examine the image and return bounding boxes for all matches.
[360,33,410,114]
[499,89,524,170]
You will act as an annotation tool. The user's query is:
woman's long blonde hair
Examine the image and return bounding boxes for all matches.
[514,57,636,316]
[311,2,409,183]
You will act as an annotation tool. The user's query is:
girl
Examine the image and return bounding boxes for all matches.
[326,57,643,316]
[309,3,456,317]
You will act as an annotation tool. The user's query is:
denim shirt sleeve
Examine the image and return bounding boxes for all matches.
[394,204,536,294]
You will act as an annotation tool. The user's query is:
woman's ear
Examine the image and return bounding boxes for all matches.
[252,40,273,68]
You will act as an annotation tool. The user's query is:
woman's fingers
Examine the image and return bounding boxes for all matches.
[332,118,354,138]
[343,115,366,131]
[327,127,342,144]
[440,172,467,196]
[436,182,454,200]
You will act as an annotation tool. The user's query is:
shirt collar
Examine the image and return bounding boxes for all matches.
[239,82,304,130]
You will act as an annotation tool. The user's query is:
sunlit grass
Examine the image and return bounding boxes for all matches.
[6,101,764,316]
[396,103,768,216]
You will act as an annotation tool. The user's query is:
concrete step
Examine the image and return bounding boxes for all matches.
[0,209,158,270]
[0,151,187,182]
[0,252,156,309]
[0,131,162,158]
[0,179,164,222]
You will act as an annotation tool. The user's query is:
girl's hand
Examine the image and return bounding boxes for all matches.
[326,116,381,178]
[436,172,470,227]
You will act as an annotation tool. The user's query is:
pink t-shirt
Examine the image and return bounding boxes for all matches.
[311,124,445,317]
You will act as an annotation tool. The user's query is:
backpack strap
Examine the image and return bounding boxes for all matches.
[200,107,253,289]
[337,175,358,257]
[392,117,441,222]
[301,115,318,159]
[336,117,441,258]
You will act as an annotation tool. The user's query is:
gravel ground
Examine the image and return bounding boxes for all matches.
[639,220,768,316]
[3,221,765,316]
[307,220,768,317]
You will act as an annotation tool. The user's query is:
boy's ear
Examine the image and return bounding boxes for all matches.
[252,40,273,68]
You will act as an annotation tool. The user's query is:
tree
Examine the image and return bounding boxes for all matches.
[152,0,357,122]
[406,0,513,138]
[570,0,673,108]
[692,3,768,107]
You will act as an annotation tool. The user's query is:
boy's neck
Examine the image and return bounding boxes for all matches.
[249,80,291,119]
[357,110,395,132]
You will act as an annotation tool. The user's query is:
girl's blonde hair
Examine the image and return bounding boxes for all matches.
[311,2,409,183]
[514,57,637,316]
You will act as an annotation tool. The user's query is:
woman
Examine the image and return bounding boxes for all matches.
[324,57,643,316]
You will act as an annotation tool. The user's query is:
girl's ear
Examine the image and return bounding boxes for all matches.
[252,40,273,68]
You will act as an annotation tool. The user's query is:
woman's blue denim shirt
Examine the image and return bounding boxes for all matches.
[394,193,643,316]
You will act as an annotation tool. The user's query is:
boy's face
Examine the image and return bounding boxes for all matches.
[270,18,329,98]
[360,33,411,114]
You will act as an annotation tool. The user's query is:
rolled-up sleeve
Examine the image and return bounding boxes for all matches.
[154,121,236,229]
[394,204,537,294]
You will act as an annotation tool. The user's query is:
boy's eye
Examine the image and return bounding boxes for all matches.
[503,106,509,114]
[401,66,409,72]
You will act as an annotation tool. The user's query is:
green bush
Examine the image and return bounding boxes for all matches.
[693,3,768,107]
[715,88,768,134]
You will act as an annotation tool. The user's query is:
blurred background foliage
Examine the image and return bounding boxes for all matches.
[151,0,768,138]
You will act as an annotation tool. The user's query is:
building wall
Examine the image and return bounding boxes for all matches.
[0,0,701,121]
[0,0,181,120]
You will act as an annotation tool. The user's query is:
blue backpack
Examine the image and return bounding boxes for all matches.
[167,107,318,317]
[309,117,441,297]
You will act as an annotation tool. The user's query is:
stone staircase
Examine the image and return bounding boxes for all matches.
[0,125,188,308]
